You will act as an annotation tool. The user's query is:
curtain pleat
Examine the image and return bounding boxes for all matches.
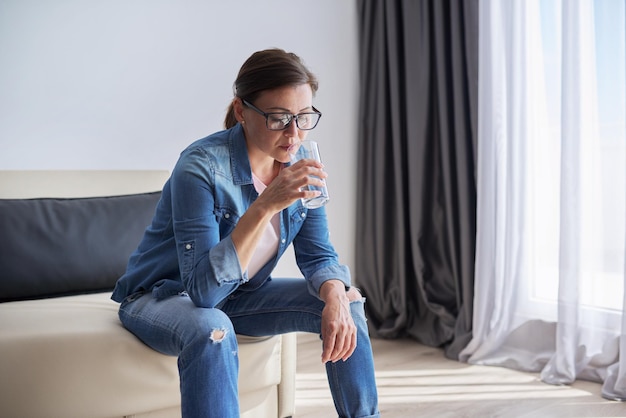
[355,0,478,358]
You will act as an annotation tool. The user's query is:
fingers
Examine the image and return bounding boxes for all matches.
[289,158,327,180]
[321,333,336,363]
[272,159,326,194]
[342,329,357,361]
[283,160,327,202]
[290,157,324,170]
[321,317,357,364]
[255,161,322,209]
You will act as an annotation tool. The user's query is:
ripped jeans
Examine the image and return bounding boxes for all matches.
[118,278,380,418]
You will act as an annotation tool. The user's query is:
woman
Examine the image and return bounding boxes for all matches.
[111,48,380,418]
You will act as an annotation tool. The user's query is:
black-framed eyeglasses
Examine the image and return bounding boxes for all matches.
[242,99,322,131]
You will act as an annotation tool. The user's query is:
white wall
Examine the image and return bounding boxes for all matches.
[0,0,360,278]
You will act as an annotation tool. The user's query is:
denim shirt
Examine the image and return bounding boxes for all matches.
[111,123,350,308]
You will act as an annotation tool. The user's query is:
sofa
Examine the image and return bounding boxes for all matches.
[0,170,296,418]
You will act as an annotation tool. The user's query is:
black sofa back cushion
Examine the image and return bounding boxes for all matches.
[0,192,161,302]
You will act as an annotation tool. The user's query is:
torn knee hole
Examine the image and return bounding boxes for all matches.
[209,328,227,343]
[347,287,362,302]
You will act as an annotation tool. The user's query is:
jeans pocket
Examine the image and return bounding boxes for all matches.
[122,291,145,306]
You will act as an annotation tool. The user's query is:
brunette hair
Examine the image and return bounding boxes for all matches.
[224,48,319,129]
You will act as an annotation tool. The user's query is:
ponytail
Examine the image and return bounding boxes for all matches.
[223,101,238,129]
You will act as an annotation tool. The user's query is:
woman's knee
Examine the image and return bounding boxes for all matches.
[347,286,362,301]
[347,288,368,328]
[185,307,235,344]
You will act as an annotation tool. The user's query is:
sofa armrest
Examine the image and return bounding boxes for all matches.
[278,332,297,418]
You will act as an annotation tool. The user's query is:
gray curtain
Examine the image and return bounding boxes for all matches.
[355,0,478,359]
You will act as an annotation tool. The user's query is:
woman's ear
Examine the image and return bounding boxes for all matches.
[233,98,245,124]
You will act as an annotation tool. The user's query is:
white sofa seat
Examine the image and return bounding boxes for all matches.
[0,293,290,418]
[0,170,296,418]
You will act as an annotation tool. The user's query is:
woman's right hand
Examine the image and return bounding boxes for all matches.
[230,158,327,272]
[256,159,327,213]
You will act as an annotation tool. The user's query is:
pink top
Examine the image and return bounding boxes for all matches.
[247,173,280,278]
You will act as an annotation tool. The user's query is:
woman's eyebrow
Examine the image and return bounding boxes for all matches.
[266,105,313,113]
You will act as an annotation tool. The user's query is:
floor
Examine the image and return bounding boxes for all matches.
[293,332,626,417]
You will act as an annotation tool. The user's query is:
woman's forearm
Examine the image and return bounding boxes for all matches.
[230,200,276,272]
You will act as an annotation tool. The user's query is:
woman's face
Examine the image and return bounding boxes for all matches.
[239,83,314,164]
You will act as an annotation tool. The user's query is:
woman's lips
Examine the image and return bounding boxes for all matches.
[283,143,299,154]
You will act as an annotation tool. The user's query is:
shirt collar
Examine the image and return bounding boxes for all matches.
[228,123,253,186]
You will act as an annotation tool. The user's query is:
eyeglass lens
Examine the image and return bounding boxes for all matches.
[267,113,319,130]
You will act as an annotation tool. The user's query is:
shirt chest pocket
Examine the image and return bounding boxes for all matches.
[214,207,240,237]
[288,207,307,236]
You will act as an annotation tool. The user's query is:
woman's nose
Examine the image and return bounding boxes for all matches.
[283,119,299,137]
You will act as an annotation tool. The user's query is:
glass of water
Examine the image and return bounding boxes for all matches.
[289,139,330,209]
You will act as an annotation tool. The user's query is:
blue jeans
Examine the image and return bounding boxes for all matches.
[118,278,380,418]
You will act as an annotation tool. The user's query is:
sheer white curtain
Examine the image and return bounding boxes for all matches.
[460,0,626,400]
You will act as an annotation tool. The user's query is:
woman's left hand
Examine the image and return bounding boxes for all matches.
[319,280,357,363]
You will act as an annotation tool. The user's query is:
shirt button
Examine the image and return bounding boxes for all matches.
[185,244,192,250]
[281,239,286,244]
[224,213,230,219]
[300,212,306,218]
